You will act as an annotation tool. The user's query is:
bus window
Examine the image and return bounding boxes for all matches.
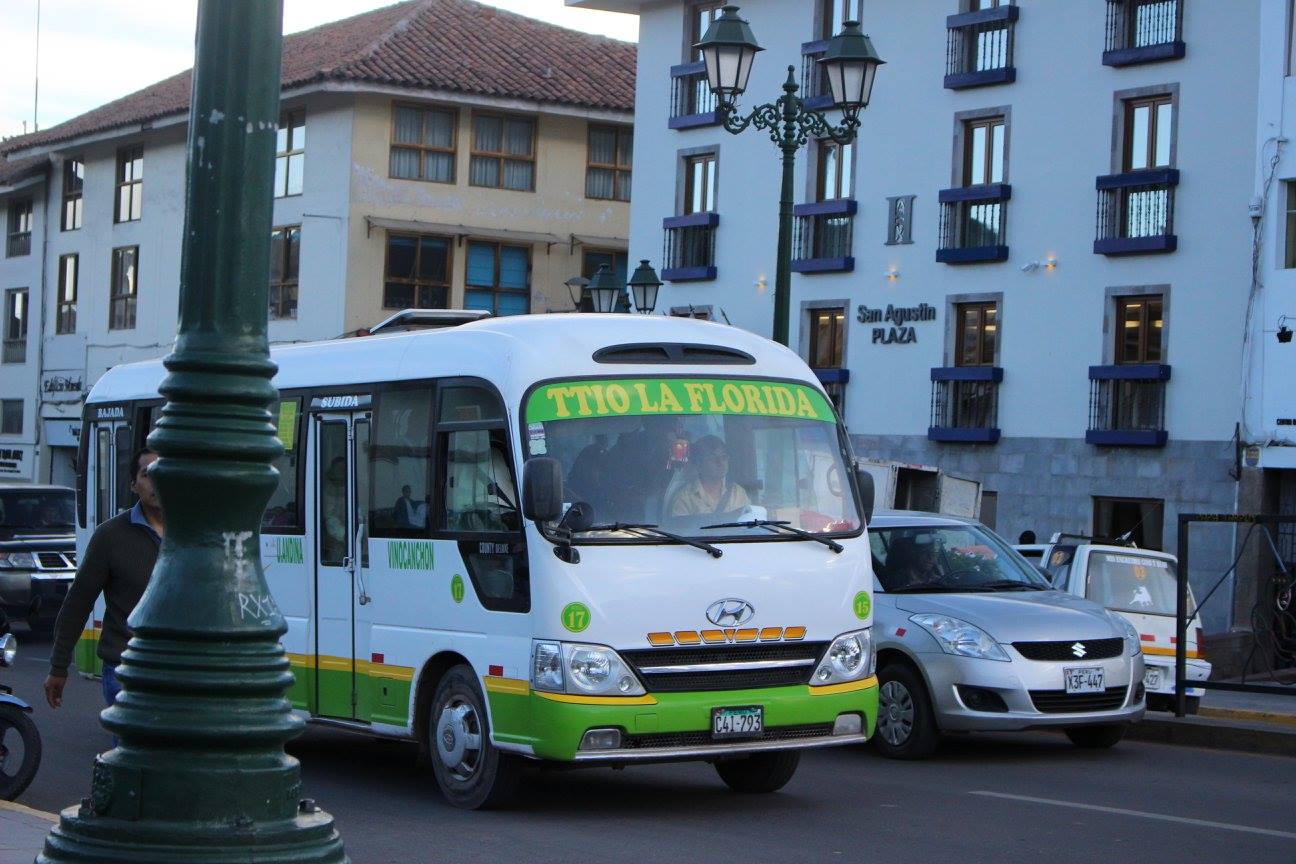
[96,428,112,525]
[263,398,302,532]
[369,388,432,538]
[114,426,134,514]
[440,386,504,423]
[442,429,517,534]
[318,423,349,566]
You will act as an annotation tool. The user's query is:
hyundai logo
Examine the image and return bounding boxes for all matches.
[1071,642,1087,658]
[706,598,755,627]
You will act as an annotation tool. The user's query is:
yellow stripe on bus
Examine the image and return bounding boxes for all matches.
[807,675,879,696]
[483,676,530,696]
[533,691,658,706]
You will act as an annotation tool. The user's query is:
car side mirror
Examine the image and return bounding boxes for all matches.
[855,468,875,525]
[522,457,564,523]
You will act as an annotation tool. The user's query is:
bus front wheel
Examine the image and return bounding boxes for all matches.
[714,750,800,794]
[427,665,520,809]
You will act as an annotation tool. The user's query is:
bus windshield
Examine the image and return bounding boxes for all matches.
[1086,551,1179,616]
[524,377,860,540]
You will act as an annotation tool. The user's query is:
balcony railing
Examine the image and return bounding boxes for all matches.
[669,62,719,130]
[661,212,718,282]
[944,4,1018,89]
[2,338,26,365]
[5,231,30,258]
[800,41,835,110]
[1094,169,1178,255]
[937,184,1011,264]
[1086,364,1171,447]
[792,199,855,273]
[1103,0,1184,66]
[929,367,1003,443]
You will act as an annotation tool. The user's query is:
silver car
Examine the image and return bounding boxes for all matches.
[869,511,1145,759]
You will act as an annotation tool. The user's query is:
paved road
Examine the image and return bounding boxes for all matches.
[6,625,1294,864]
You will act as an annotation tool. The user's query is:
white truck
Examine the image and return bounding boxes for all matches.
[857,459,982,519]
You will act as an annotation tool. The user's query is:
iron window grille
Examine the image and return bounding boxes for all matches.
[1087,365,1171,446]
[661,213,719,282]
[929,368,1003,443]
[669,63,718,126]
[1103,0,1184,65]
[937,187,1010,263]
[944,4,1018,89]
[6,199,32,258]
[1094,170,1177,254]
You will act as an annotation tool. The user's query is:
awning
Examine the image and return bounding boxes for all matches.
[570,233,628,250]
[365,216,566,247]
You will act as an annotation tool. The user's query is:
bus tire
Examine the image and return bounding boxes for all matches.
[1065,723,1127,749]
[427,665,520,810]
[714,750,800,794]
[872,662,939,760]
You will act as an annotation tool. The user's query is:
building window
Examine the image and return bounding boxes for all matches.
[1087,295,1168,445]
[62,159,83,231]
[821,1,859,38]
[465,242,530,317]
[1115,295,1163,364]
[269,226,300,320]
[817,140,854,201]
[1093,496,1163,550]
[1124,95,1173,172]
[1096,92,1177,252]
[274,110,305,197]
[939,115,1008,261]
[956,302,998,366]
[690,2,724,60]
[930,301,1002,440]
[56,254,78,335]
[109,246,139,330]
[808,307,846,368]
[390,103,456,183]
[1104,0,1183,63]
[0,400,21,435]
[3,289,27,364]
[964,116,1005,186]
[1286,181,1296,268]
[469,114,535,191]
[586,125,632,201]
[685,152,717,214]
[383,233,450,309]
[114,146,143,223]
[945,0,1017,90]
[6,198,32,257]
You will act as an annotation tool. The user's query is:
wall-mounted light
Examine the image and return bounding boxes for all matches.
[1020,256,1058,273]
[884,266,899,281]
[1279,315,1293,344]
[1044,255,1058,271]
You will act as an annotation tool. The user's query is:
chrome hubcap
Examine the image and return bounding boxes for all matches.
[878,680,915,747]
[435,698,483,781]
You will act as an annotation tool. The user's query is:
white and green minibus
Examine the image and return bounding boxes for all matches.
[75,314,877,808]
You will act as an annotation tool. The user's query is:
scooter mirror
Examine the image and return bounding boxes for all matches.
[0,633,16,666]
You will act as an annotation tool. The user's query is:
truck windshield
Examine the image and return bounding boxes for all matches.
[871,524,1049,592]
[1085,552,1178,616]
[523,377,860,540]
[0,489,75,533]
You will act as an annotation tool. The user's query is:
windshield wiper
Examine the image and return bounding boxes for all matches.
[969,579,1049,592]
[701,519,843,554]
[578,523,723,559]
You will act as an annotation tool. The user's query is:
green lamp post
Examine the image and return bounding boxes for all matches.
[695,5,883,347]
[38,2,346,862]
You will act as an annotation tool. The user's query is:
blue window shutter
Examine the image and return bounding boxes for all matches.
[466,242,495,286]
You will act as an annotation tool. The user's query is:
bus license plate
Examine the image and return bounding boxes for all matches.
[1144,666,1164,690]
[1064,666,1105,694]
[712,706,764,740]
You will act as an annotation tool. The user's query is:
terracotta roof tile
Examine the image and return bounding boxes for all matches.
[3,0,634,157]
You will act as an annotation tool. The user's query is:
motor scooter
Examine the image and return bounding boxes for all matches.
[0,610,42,800]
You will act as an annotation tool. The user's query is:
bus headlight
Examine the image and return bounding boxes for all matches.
[530,640,646,697]
[813,628,873,685]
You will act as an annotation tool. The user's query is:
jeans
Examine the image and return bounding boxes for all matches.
[102,663,122,748]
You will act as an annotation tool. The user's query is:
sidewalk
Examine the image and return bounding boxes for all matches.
[0,799,55,864]
[1128,683,1296,755]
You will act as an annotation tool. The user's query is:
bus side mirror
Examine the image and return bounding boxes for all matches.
[855,468,875,525]
[522,457,564,523]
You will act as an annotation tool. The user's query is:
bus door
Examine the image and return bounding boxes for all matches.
[311,408,371,720]
[88,409,133,526]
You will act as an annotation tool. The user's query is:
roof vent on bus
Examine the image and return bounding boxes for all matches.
[362,308,491,336]
[592,343,755,365]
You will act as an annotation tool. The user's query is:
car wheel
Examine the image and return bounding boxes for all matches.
[427,665,520,809]
[873,663,939,760]
[1065,723,1127,749]
[714,751,800,793]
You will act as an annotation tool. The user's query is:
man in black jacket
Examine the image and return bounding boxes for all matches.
[44,448,162,710]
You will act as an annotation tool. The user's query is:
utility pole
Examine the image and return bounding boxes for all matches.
[38,3,346,861]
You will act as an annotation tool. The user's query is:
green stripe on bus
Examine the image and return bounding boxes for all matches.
[526,379,835,424]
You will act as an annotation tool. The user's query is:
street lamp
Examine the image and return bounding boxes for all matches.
[696,5,883,346]
[587,264,622,314]
[564,275,589,311]
[627,259,663,314]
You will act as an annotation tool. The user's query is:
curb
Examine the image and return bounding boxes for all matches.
[0,799,58,823]
[1198,706,1296,729]
[1128,714,1296,757]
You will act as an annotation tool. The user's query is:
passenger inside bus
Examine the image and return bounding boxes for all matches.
[667,435,750,517]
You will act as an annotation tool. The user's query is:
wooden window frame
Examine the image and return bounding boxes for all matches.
[469,112,536,192]
[691,2,724,60]
[109,246,139,331]
[269,225,300,321]
[6,198,32,258]
[274,109,306,198]
[1114,295,1164,364]
[808,307,846,369]
[465,241,531,317]
[1123,94,1173,172]
[382,232,452,310]
[820,1,858,39]
[816,139,854,202]
[56,253,78,335]
[962,116,1005,187]
[389,102,458,184]
[955,301,998,367]
[61,158,83,231]
[114,145,143,223]
[3,288,28,364]
[684,152,718,214]
[585,124,632,202]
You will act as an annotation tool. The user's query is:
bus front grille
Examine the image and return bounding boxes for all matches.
[621,642,828,692]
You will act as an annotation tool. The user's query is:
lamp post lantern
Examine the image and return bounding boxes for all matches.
[696,5,883,346]
[627,259,663,314]
[564,275,590,310]
[587,264,623,314]
[38,3,346,862]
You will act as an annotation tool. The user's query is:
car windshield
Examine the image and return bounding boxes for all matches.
[871,524,1049,592]
[0,490,75,532]
[1086,551,1178,616]
[523,377,860,540]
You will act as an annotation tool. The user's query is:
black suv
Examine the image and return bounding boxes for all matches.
[0,485,77,631]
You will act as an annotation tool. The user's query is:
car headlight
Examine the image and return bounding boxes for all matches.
[0,551,35,570]
[910,613,1009,662]
[812,628,874,685]
[530,640,645,697]
[1106,610,1140,654]
[0,633,15,666]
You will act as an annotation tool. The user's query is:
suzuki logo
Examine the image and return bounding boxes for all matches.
[706,598,755,627]
[1071,642,1087,658]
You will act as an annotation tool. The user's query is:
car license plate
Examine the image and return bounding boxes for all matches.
[1064,666,1105,694]
[1144,666,1164,689]
[712,706,764,740]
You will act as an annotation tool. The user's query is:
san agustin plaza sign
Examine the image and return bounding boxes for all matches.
[857,303,937,344]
